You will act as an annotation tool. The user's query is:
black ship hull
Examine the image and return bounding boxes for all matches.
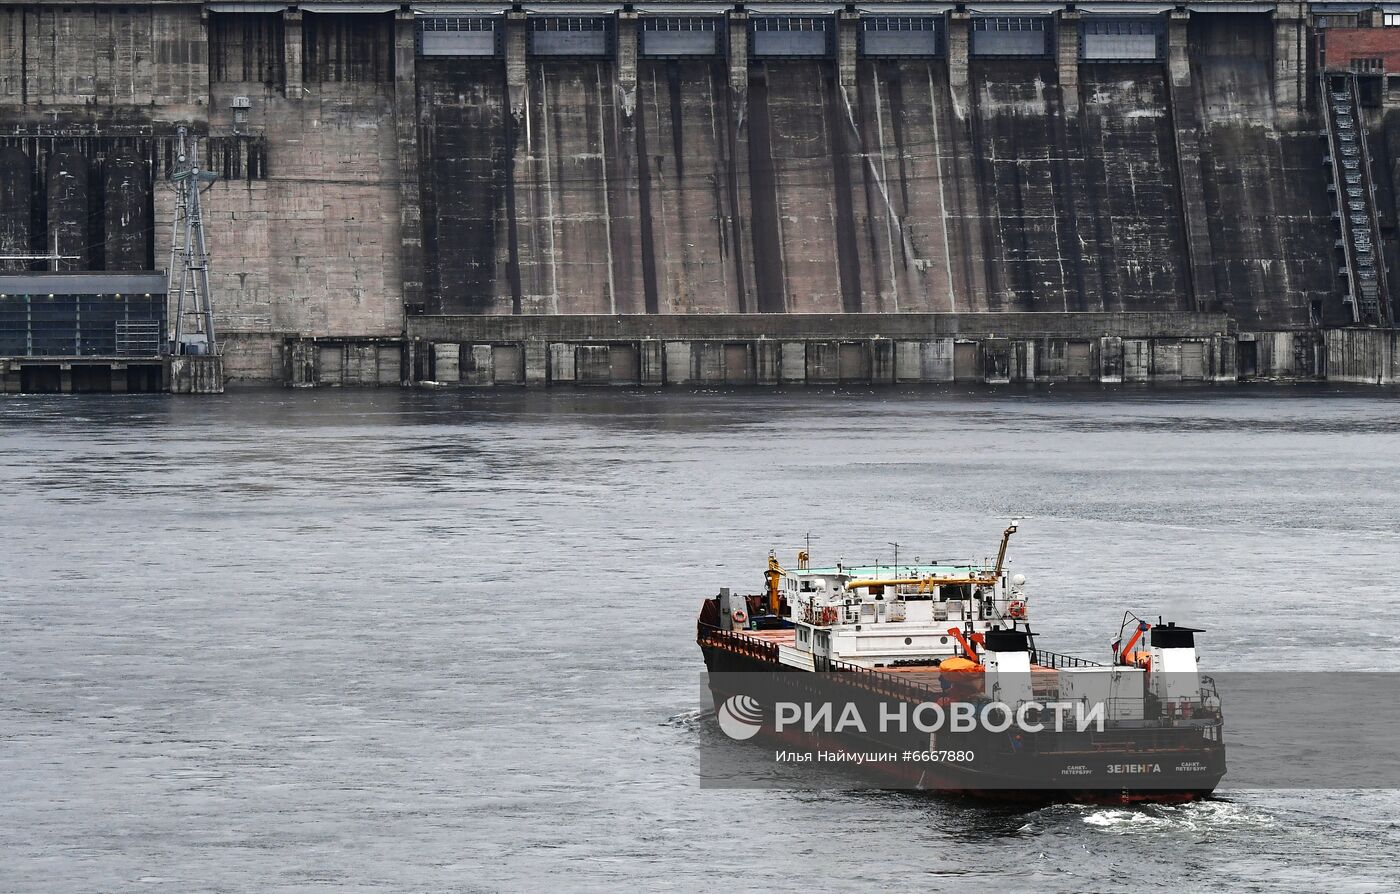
[700,638,1226,804]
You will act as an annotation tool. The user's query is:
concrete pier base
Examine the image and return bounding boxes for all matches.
[525,340,549,387]
[284,338,406,387]
[780,343,806,384]
[259,326,1400,391]
[640,341,664,386]
[433,343,460,384]
[756,341,781,385]
[1325,329,1400,384]
[169,356,226,394]
[393,313,1327,387]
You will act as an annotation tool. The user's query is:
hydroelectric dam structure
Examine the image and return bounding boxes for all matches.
[3,0,1400,390]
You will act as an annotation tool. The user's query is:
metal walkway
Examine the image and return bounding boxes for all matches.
[1322,73,1391,327]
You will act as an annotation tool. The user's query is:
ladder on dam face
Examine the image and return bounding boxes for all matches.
[1322,73,1391,327]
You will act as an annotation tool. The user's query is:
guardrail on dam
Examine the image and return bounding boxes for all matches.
[2,0,1400,388]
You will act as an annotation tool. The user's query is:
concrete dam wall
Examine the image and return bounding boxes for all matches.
[0,1,1396,386]
[416,15,1329,327]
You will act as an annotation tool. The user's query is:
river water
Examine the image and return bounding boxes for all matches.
[2,386,1398,893]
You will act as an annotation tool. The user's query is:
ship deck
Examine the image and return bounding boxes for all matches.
[741,628,1062,690]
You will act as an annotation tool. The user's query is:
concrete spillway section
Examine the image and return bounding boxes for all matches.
[415,48,1293,320]
[413,12,1322,328]
[0,145,31,271]
[1186,13,1334,329]
[103,148,153,271]
[1,1,1398,386]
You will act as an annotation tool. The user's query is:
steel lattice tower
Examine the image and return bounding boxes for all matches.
[166,125,218,355]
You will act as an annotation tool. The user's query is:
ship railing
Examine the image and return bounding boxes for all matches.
[1104,695,1216,722]
[697,623,939,703]
[814,653,943,703]
[1199,674,1220,705]
[697,623,781,664]
[1030,649,1105,669]
[1089,695,1223,730]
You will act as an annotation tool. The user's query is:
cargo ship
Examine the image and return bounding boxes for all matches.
[697,522,1226,802]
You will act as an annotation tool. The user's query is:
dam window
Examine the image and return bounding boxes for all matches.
[532,16,608,31]
[1315,14,1359,29]
[529,16,613,57]
[644,16,719,32]
[974,16,1046,32]
[1080,17,1163,62]
[417,16,499,58]
[860,16,943,58]
[751,16,834,58]
[863,16,938,31]
[753,16,830,32]
[640,16,722,57]
[1,288,166,360]
[971,16,1051,57]
[422,16,495,31]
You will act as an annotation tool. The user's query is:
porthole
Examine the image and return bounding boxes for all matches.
[904,637,912,645]
[940,636,948,644]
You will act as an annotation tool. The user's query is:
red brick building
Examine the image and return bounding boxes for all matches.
[1320,24,1400,73]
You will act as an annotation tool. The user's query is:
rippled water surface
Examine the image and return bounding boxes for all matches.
[3,386,1399,892]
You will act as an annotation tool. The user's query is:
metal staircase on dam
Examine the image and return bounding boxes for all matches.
[1322,73,1391,327]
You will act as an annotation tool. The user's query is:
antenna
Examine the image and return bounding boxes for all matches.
[0,250,80,266]
[1,230,79,268]
[167,125,218,356]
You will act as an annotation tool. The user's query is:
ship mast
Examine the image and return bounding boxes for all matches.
[991,517,1025,578]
